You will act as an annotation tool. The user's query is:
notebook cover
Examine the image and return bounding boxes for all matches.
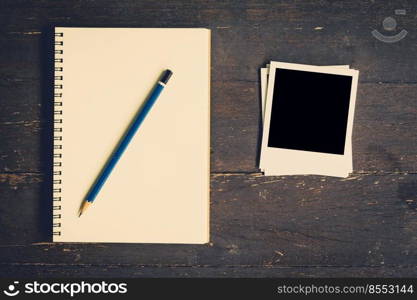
[53,28,210,243]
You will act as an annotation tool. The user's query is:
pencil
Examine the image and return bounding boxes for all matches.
[79,69,173,217]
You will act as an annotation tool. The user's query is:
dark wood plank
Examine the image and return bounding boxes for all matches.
[1,264,417,278]
[0,122,41,173]
[0,1,417,83]
[1,173,417,269]
[1,82,416,173]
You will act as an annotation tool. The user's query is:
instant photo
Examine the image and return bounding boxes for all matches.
[260,62,359,177]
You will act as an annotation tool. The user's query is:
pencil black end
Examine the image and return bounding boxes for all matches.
[160,69,173,84]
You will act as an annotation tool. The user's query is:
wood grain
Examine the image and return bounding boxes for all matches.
[1,1,417,83]
[1,264,417,278]
[1,173,417,269]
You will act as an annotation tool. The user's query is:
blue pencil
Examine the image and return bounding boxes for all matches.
[79,69,173,217]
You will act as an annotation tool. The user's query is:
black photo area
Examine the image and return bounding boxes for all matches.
[267,68,352,155]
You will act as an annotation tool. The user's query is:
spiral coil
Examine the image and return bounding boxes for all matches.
[53,31,64,236]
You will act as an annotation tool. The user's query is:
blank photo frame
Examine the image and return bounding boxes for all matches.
[260,62,359,177]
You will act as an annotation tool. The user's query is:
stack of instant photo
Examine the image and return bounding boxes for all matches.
[259,62,359,178]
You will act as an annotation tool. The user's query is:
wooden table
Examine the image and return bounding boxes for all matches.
[1,0,417,277]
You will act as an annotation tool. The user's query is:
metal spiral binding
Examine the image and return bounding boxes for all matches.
[53,31,64,236]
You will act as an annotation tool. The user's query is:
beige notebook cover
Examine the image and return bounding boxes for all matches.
[53,27,210,243]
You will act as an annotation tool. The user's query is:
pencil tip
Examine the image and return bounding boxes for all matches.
[78,201,91,218]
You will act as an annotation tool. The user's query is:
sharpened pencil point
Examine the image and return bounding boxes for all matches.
[78,201,91,217]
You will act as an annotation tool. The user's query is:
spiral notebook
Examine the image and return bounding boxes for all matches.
[53,27,210,243]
